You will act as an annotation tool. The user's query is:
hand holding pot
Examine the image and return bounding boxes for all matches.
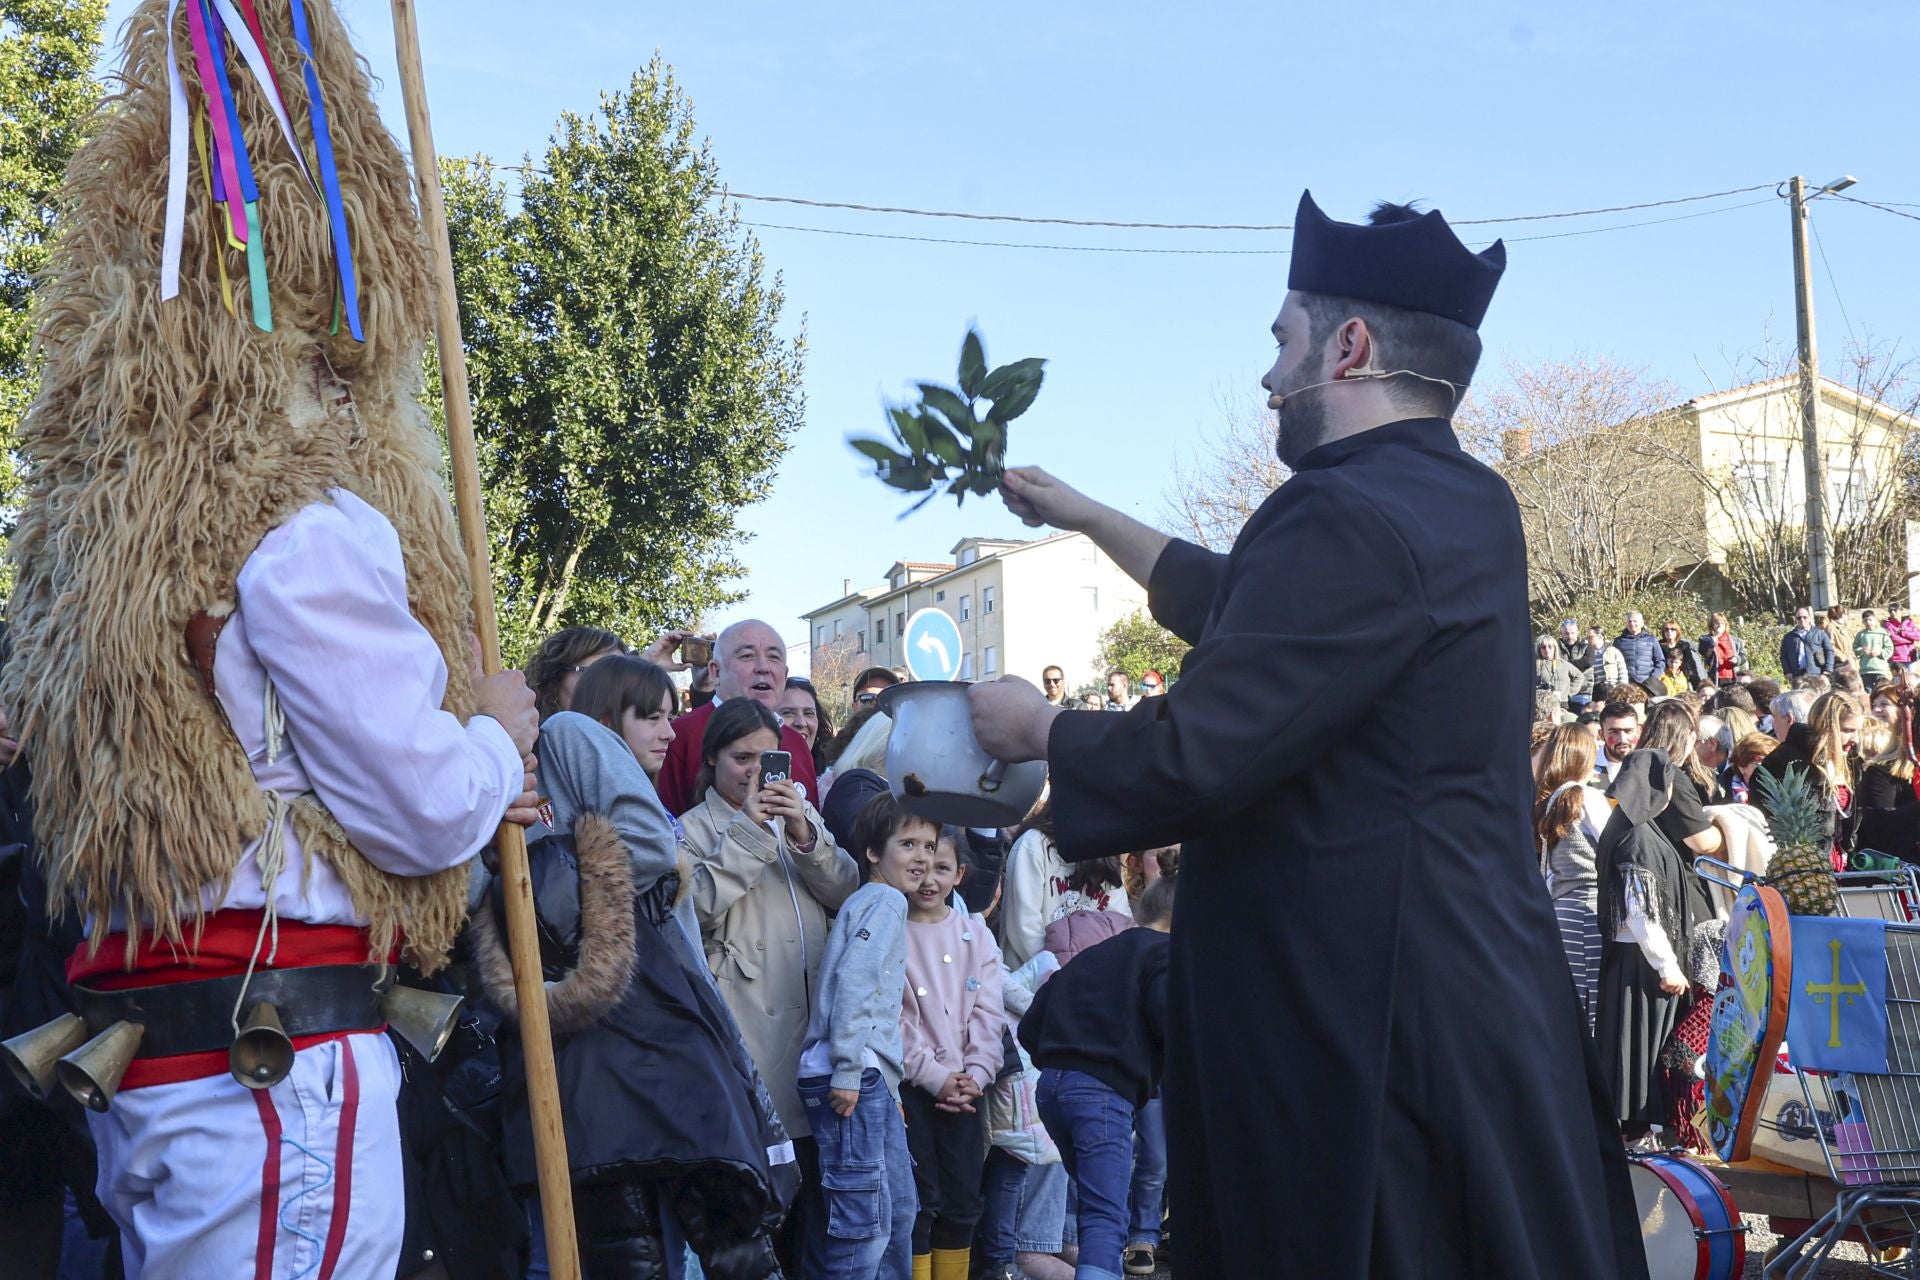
[968,676,1058,764]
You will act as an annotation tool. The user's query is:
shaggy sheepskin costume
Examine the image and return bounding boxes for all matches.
[2,0,478,971]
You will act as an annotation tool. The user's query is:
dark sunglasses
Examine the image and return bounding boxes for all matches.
[855,691,880,704]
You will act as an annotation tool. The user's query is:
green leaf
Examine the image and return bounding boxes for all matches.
[979,357,1044,400]
[957,329,987,398]
[894,406,929,455]
[849,438,905,464]
[917,384,975,437]
[922,418,966,466]
[982,359,1046,421]
[888,405,919,444]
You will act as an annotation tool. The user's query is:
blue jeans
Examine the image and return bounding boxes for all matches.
[1037,1069,1135,1280]
[800,1070,916,1280]
[1127,1096,1166,1248]
[978,1147,1027,1265]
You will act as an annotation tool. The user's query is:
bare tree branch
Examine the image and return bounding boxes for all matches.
[1165,389,1287,552]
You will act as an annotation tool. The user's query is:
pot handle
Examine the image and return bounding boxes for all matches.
[980,759,1007,793]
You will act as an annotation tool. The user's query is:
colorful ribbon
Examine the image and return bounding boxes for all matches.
[160,0,332,329]
[287,0,363,341]
[193,109,236,316]
[202,0,271,329]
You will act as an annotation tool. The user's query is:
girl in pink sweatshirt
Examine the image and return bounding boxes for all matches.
[900,828,1008,1280]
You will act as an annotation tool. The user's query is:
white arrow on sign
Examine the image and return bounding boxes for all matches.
[916,632,951,671]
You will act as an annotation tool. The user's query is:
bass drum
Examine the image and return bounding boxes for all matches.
[1629,1152,1746,1280]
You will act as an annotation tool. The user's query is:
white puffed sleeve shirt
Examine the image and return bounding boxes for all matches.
[197,488,521,924]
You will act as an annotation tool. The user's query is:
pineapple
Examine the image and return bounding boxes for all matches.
[1756,764,1838,917]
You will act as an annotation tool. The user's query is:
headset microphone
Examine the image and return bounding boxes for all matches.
[1267,369,1383,410]
[1266,365,1461,411]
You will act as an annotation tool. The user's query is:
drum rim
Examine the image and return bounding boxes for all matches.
[1629,1152,1745,1279]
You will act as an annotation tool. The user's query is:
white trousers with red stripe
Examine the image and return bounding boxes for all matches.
[89,1031,403,1280]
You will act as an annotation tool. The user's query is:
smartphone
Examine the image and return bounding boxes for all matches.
[759,750,792,792]
[680,634,715,667]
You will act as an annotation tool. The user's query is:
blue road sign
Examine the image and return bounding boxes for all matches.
[903,607,965,682]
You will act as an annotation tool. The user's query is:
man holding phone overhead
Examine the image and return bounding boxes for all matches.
[657,619,819,815]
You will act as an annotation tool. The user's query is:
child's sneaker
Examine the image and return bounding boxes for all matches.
[1123,1243,1157,1276]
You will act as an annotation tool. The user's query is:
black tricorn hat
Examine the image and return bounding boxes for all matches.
[1287,191,1506,330]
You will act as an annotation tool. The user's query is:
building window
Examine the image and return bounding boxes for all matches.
[960,653,974,680]
[959,546,978,567]
[984,645,998,675]
[1731,460,1782,519]
[1831,463,1869,524]
[983,585,996,615]
[935,590,945,603]
[875,616,886,644]
[897,611,907,637]
[833,619,843,640]
[960,594,972,621]
[817,626,828,646]
[857,629,867,654]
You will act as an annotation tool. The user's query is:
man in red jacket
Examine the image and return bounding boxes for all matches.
[656,618,819,814]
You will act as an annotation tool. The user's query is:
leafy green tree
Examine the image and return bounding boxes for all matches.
[1,0,107,562]
[1097,609,1190,685]
[440,56,805,662]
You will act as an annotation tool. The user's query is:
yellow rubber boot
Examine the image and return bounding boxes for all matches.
[932,1247,971,1280]
[913,1252,932,1280]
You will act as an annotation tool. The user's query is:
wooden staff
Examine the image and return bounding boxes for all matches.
[387,4,580,1276]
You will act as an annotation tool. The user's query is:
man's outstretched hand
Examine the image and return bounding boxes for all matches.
[1001,467,1100,532]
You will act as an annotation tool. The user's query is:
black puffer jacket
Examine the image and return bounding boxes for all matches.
[472,817,795,1227]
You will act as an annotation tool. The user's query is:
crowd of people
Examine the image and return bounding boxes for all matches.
[510,622,1185,1280]
[0,616,1183,1280]
[1530,598,1920,1154]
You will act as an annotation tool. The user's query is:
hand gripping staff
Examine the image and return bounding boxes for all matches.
[387,4,580,1275]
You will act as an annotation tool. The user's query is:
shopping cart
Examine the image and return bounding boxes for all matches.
[1694,859,1920,1276]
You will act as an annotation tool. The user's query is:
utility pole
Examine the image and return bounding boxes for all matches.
[1789,175,1836,612]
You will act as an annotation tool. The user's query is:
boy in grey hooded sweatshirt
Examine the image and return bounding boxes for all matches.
[797,793,931,1280]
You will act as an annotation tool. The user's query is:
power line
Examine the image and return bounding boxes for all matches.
[457,159,1779,236]
[1494,197,1775,243]
[1810,218,1860,351]
[740,222,1289,254]
[725,183,1779,232]
[744,196,1776,256]
[1833,193,1920,224]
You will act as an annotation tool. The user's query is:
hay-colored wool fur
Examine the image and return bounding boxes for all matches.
[2,0,479,971]
[469,814,638,1035]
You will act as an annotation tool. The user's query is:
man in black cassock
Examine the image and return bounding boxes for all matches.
[970,192,1646,1278]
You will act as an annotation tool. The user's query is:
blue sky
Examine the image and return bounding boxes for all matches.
[102,1,1920,670]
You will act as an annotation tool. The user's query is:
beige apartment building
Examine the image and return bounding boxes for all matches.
[1502,373,1918,611]
[801,533,1149,692]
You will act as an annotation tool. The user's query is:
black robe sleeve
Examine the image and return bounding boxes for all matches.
[1047,472,1429,858]
[1145,538,1227,646]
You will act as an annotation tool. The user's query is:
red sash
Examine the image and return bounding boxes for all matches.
[69,911,386,1088]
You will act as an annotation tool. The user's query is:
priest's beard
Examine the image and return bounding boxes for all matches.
[1271,362,1334,469]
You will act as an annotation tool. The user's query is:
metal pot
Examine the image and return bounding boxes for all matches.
[876,681,1047,828]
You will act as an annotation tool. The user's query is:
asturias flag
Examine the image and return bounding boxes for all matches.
[1787,916,1888,1074]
